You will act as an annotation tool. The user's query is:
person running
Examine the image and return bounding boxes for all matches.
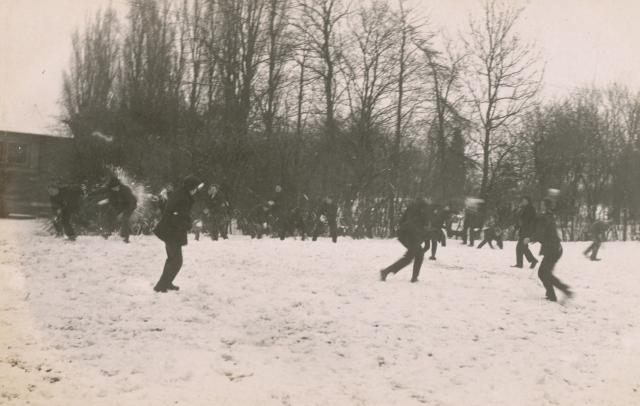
[583,218,610,261]
[530,198,573,302]
[380,198,433,283]
[512,196,538,269]
[478,217,503,249]
[153,175,203,293]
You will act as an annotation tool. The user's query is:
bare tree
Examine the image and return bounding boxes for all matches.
[462,0,543,201]
[295,0,348,139]
[415,38,468,202]
[63,7,120,121]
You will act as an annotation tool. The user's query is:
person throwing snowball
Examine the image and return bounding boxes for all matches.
[153,175,203,293]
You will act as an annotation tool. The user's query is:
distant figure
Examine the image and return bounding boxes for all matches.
[47,181,82,241]
[461,198,483,246]
[477,218,504,249]
[512,196,538,269]
[153,175,203,293]
[583,219,610,261]
[287,196,310,240]
[268,185,288,240]
[204,184,230,241]
[90,175,137,243]
[312,196,339,243]
[380,198,432,283]
[248,202,271,239]
[531,199,573,302]
[424,204,449,260]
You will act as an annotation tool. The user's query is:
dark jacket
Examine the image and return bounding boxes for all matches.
[91,178,137,213]
[398,199,432,240]
[50,185,82,214]
[518,204,537,238]
[154,187,195,246]
[532,211,562,256]
[463,209,479,229]
[590,220,607,241]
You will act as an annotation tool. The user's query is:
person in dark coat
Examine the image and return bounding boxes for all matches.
[530,199,573,302]
[287,196,310,240]
[265,185,288,240]
[461,208,479,246]
[380,198,433,283]
[424,204,448,260]
[153,175,203,293]
[91,175,138,243]
[512,196,538,269]
[47,182,82,240]
[583,219,609,261]
[247,202,271,239]
[204,184,230,241]
[477,217,504,249]
[312,196,339,243]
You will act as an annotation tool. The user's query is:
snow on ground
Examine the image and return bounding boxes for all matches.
[1,219,639,406]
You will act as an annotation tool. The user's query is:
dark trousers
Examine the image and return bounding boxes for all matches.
[103,207,135,241]
[119,207,134,241]
[478,236,503,249]
[155,243,183,290]
[53,210,76,239]
[424,238,438,258]
[461,225,475,246]
[289,218,307,241]
[312,218,338,243]
[584,239,601,259]
[208,215,228,240]
[516,237,536,266]
[537,248,569,300]
[383,232,424,281]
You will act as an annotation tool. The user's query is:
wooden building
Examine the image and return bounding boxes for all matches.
[0,130,74,217]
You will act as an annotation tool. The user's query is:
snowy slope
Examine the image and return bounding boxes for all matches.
[1,219,639,405]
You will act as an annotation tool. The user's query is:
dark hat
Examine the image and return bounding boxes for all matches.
[183,175,203,191]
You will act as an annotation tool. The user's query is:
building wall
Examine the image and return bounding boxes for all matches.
[0,131,74,216]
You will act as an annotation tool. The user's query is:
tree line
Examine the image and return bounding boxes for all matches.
[60,0,640,240]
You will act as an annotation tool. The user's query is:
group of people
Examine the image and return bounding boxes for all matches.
[47,174,610,301]
[48,175,137,243]
[381,194,610,303]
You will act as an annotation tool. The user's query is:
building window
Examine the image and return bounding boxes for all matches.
[7,143,29,166]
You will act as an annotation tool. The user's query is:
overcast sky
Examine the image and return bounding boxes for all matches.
[1,0,640,134]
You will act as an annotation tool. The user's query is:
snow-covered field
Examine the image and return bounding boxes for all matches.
[1,219,639,406]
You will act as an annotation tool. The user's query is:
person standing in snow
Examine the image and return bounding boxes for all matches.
[461,207,479,246]
[90,175,137,243]
[583,218,610,261]
[204,184,230,241]
[312,196,339,243]
[380,197,433,283]
[512,196,538,269]
[153,175,203,293]
[47,181,82,241]
[530,198,573,302]
[424,203,449,260]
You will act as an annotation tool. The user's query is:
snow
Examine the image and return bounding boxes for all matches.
[1,219,639,406]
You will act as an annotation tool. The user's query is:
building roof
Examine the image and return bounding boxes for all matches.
[0,129,72,141]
